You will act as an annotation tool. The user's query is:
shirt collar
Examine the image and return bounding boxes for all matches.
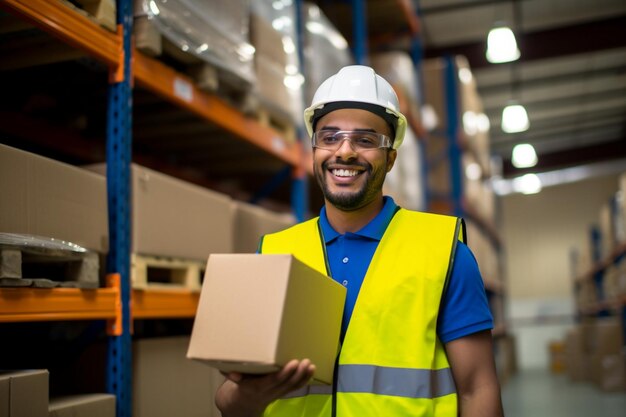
[319,196,398,243]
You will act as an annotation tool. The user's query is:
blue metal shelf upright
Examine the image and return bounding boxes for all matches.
[106,0,133,416]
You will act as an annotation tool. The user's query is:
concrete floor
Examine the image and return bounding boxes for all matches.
[502,369,626,417]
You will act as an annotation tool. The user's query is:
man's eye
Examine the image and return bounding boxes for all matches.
[322,134,340,143]
[356,137,377,147]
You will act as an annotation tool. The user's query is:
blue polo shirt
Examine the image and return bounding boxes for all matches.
[319,196,493,343]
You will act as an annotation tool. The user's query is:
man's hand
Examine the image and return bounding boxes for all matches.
[215,359,316,417]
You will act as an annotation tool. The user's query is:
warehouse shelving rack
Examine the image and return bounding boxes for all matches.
[0,0,309,416]
[575,241,626,321]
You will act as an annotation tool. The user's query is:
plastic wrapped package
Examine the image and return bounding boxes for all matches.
[303,2,353,107]
[138,0,255,86]
[383,127,425,211]
[250,1,304,123]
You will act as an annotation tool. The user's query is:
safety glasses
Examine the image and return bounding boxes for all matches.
[312,130,392,151]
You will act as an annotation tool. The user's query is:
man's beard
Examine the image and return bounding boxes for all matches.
[316,159,387,211]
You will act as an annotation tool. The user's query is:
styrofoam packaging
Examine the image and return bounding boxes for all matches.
[188,254,346,384]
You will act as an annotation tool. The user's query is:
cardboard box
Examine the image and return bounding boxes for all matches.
[250,13,288,67]
[0,370,49,417]
[87,164,234,261]
[565,327,587,382]
[232,201,295,253]
[255,55,292,117]
[133,337,222,417]
[0,144,108,253]
[188,254,346,384]
[591,352,626,392]
[48,394,115,417]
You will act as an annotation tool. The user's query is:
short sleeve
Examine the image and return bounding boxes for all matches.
[437,242,494,343]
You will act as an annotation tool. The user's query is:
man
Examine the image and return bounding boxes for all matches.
[216,66,504,417]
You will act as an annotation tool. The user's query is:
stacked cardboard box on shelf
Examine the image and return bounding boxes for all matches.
[232,201,295,253]
[0,370,115,417]
[133,337,223,417]
[87,163,234,263]
[0,144,108,254]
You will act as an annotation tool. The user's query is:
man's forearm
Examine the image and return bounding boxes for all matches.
[458,384,505,417]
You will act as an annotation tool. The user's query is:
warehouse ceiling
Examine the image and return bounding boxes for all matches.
[418,0,626,180]
[317,0,626,182]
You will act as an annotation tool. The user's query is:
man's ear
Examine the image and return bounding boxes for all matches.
[386,149,397,173]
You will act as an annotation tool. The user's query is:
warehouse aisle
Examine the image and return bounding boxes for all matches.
[502,369,626,416]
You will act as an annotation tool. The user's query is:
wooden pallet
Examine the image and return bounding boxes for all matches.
[0,242,100,289]
[131,254,204,291]
[252,105,297,144]
[63,0,117,32]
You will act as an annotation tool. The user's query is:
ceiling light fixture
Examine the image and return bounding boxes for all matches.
[513,173,542,195]
[512,143,538,168]
[502,103,529,133]
[486,25,520,64]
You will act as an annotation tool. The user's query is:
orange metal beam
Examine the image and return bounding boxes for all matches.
[134,52,302,168]
[132,289,200,319]
[0,287,118,322]
[396,0,420,35]
[0,0,122,69]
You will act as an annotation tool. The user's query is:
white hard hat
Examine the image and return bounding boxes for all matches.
[304,65,407,149]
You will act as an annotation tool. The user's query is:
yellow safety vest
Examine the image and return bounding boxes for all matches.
[260,208,465,417]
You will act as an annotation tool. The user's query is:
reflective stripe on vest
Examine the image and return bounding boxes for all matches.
[284,365,455,399]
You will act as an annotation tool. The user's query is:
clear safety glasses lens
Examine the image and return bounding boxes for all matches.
[312,130,392,151]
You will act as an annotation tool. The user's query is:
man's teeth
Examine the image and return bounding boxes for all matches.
[332,169,359,177]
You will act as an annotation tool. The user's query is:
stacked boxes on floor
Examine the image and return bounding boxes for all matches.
[0,370,115,417]
[564,318,625,392]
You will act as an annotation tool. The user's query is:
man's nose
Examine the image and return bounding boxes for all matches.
[334,138,358,159]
